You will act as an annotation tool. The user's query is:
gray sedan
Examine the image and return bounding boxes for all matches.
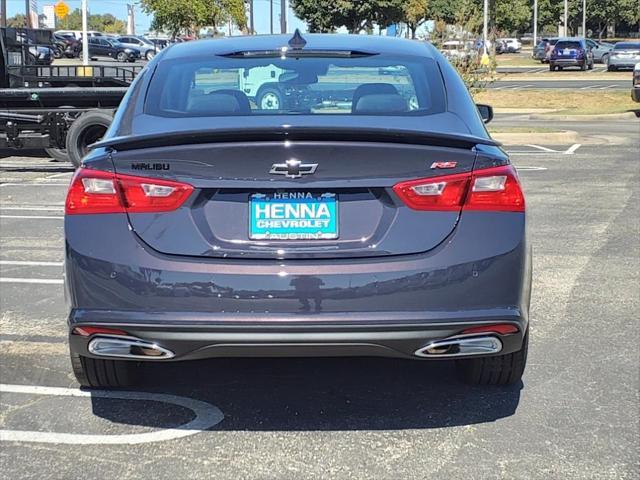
[607,42,640,71]
[586,39,614,63]
[64,33,530,389]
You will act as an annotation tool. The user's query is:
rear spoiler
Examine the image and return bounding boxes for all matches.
[93,127,500,151]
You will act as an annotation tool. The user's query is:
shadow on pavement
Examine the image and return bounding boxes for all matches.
[90,357,523,431]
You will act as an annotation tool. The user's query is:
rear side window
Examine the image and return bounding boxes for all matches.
[145,54,446,117]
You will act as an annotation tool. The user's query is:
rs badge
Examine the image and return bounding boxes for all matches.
[430,161,457,169]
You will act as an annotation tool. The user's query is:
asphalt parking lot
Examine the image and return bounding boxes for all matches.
[0,116,638,479]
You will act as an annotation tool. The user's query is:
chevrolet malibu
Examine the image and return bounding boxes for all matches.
[65,33,531,388]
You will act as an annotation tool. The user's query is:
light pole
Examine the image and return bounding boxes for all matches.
[270,0,273,34]
[564,0,568,36]
[582,0,586,37]
[533,0,538,46]
[249,0,254,34]
[483,0,488,54]
[81,0,89,66]
[281,0,287,34]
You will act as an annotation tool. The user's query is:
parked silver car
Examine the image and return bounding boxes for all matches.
[117,35,157,61]
[607,42,640,71]
[585,39,614,63]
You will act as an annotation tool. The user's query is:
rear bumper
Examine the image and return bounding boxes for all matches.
[65,211,531,361]
[68,311,527,361]
[632,86,640,103]
[608,59,640,68]
[550,58,584,66]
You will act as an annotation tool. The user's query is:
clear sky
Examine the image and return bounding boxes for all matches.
[5,0,306,34]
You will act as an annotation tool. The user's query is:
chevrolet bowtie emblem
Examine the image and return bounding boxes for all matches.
[269,159,318,178]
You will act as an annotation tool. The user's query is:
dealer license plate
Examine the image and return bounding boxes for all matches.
[249,192,338,240]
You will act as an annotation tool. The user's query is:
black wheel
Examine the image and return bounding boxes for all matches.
[549,64,555,71]
[66,110,113,168]
[456,331,529,386]
[588,60,594,70]
[580,61,587,71]
[607,65,616,71]
[116,51,127,62]
[257,86,283,110]
[145,50,156,61]
[71,352,137,388]
[557,66,563,71]
[44,148,69,162]
[53,46,64,59]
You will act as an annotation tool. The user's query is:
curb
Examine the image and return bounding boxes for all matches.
[529,112,638,121]
[491,130,579,145]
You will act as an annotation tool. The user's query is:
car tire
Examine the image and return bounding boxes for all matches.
[257,86,284,110]
[145,50,156,61]
[53,47,64,59]
[588,61,594,70]
[456,331,529,386]
[549,64,555,71]
[116,51,127,62]
[607,65,616,72]
[71,352,137,388]
[601,53,609,65]
[580,61,587,71]
[66,110,113,168]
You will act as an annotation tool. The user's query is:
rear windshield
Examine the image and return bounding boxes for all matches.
[145,54,446,117]
[614,42,640,50]
[555,41,582,49]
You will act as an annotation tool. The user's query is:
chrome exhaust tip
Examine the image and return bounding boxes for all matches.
[88,337,175,360]
[414,336,503,358]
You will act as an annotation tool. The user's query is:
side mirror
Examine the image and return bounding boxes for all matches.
[476,103,493,123]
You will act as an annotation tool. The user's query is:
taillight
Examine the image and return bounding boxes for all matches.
[65,168,194,215]
[393,165,525,212]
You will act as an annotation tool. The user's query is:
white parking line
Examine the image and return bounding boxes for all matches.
[564,143,582,154]
[0,183,69,187]
[524,144,560,153]
[0,215,64,219]
[0,278,63,284]
[515,166,548,171]
[0,261,63,266]
[0,206,64,211]
[0,384,224,445]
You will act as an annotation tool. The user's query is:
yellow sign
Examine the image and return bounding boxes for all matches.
[54,1,70,19]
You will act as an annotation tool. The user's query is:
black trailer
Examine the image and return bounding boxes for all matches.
[1,27,141,166]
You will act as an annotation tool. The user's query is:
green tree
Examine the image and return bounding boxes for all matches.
[56,9,127,33]
[496,0,530,34]
[291,0,404,34]
[404,0,429,39]
[140,0,246,38]
[6,14,27,27]
[290,0,341,32]
[585,0,640,38]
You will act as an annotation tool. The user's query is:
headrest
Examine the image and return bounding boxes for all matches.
[353,93,408,114]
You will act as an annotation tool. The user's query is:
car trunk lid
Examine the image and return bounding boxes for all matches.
[106,128,484,260]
